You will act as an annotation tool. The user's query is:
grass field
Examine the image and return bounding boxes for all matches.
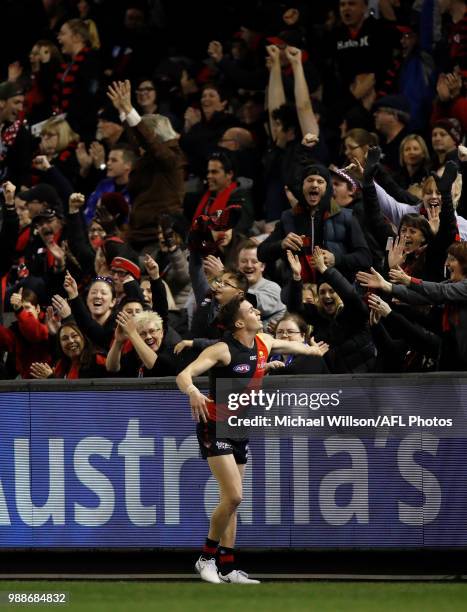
[0,581,466,612]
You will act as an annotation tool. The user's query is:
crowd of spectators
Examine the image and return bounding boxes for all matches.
[1,0,467,379]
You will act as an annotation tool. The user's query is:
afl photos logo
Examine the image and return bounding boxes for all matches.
[233,364,250,374]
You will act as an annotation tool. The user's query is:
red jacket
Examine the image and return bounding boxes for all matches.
[0,309,51,379]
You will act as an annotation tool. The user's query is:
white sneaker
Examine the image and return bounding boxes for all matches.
[219,569,260,584]
[195,556,221,584]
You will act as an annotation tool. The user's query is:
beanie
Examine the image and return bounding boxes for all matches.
[432,118,463,146]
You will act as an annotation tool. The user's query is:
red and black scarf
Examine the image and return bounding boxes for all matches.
[1,120,23,154]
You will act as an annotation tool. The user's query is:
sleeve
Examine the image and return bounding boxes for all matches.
[126,119,178,169]
[374,182,419,228]
[361,182,396,249]
[332,214,372,276]
[66,212,96,276]
[375,166,421,205]
[16,310,48,342]
[283,278,305,315]
[402,278,467,304]
[188,250,210,306]
[391,283,443,305]
[385,310,441,357]
[257,219,285,263]
[322,267,369,321]
[0,324,16,351]
[455,161,467,219]
[69,295,115,349]
[370,320,406,371]
[0,207,20,276]
[150,277,169,330]
[432,185,458,250]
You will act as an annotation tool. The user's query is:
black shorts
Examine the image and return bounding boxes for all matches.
[196,420,249,465]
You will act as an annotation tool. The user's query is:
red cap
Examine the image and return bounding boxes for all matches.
[397,25,414,35]
[111,256,141,280]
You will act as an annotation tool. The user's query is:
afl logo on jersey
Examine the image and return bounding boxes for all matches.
[233,364,250,373]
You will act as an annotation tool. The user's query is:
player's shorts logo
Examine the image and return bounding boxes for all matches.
[233,364,250,373]
[216,441,232,450]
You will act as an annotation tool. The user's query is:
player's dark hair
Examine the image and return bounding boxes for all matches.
[217,295,245,332]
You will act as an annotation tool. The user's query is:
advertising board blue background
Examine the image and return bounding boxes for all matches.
[0,379,465,548]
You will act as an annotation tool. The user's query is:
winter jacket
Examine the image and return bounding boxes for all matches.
[258,200,371,281]
[0,309,51,378]
[125,119,185,246]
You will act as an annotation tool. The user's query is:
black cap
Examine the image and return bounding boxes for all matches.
[18,184,63,216]
[97,105,121,125]
[373,94,411,123]
[31,208,62,225]
[0,81,24,100]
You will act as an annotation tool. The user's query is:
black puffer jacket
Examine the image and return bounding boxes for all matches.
[258,200,371,282]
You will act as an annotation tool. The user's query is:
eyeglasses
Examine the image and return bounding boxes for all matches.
[136,87,155,93]
[276,329,302,337]
[93,276,113,285]
[213,277,239,289]
[110,269,128,277]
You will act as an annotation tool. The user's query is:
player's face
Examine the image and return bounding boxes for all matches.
[237,300,262,332]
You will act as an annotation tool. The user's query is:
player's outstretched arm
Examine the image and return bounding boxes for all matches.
[176,342,229,422]
[259,333,329,357]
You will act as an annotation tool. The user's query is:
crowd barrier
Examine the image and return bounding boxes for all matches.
[0,374,465,548]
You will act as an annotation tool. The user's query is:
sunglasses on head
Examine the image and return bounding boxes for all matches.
[93,276,113,285]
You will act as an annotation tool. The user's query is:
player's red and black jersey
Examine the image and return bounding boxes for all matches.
[207,333,269,421]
